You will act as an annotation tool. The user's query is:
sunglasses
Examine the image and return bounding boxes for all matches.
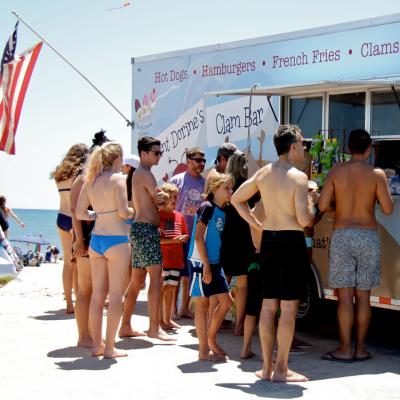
[189,157,206,164]
[148,150,163,156]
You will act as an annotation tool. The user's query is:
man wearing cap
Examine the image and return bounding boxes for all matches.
[208,142,241,178]
[170,147,206,318]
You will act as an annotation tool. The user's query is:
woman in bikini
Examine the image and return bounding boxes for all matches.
[51,143,89,314]
[77,142,134,359]
[70,130,111,347]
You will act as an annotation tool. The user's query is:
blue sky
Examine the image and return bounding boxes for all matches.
[0,0,399,209]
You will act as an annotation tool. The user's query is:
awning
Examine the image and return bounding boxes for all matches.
[205,80,400,97]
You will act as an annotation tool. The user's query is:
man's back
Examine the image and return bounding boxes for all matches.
[256,161,308,231]
[328,161,387,229]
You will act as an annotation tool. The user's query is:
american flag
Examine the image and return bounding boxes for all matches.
[0,22,42,154]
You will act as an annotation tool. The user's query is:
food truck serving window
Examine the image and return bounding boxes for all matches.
[371,91,400,137]
[328,92,365,145]
[289,96,322,139]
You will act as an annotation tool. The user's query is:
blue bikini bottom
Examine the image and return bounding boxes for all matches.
[89,234,129,255]
[57,213,72,232]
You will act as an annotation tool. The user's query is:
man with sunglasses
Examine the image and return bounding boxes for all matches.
[119,136,173,341]
[170,147,206,318]
[231,124,318,382]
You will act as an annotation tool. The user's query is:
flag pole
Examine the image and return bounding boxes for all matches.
[11,10,133,127]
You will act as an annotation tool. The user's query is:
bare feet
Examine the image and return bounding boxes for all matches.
[103,349,128,359]
[272,368,309,382]
[77,338,93,348]
[66,304,74,314]
[208,338,227,356]
[91,343,105,357]
[147,328,176,341]
[199,351,228,362]
[118,328,146,338]
[255,369,272,381]
[234,327,244,336]
[171,312,180,320]
[240,350,255,359]
[161,320,181,330]
[179,309,194,319]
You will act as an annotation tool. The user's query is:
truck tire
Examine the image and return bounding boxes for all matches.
[296,266,322,329]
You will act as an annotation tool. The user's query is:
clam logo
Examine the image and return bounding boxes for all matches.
[216,217,224,232]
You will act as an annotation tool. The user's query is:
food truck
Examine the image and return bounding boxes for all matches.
[131,13,400,320]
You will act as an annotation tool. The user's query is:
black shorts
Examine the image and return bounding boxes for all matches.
[246,254,263,317]
[260,230,308,301]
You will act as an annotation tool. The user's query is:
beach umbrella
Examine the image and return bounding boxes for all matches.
[10,234,51,246]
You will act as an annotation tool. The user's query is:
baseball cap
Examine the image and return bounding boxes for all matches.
[123,154,140,169]
[215,143,243,163]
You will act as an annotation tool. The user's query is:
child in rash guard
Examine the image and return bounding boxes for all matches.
[158,183,189,330]
[188,173,234,362]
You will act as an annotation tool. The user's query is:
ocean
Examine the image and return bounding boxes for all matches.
[8,209,63,256]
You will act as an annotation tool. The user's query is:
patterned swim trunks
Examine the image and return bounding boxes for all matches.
[130,222,162,269]
[329,228,381,290]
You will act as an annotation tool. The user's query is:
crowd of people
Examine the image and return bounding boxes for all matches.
[51,124,393,381]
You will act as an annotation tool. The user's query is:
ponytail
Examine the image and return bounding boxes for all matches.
[85,146,104,184]
[84,142,123,184]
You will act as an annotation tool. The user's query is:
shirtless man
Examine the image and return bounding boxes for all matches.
[319,129,393,362]
[119,136,173,341]
[231,124,317,382]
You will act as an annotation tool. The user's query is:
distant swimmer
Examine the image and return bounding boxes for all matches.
[0,195,25,238]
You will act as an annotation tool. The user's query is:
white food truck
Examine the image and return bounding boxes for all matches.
[131,13,400,320]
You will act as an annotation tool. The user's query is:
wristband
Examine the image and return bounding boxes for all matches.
[311,206,317,218]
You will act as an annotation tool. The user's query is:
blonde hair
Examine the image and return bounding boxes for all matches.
[50,143,89,182]
[85,142,123,184]
[160,183,179,197]
[226,153,247,181]
[204,173,234,201]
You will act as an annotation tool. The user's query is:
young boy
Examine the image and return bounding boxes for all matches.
[188,173,234,362]
[158,183,189,330]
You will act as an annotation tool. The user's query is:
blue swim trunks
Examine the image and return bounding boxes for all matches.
[188,259,229,298]
[130,222,162,269]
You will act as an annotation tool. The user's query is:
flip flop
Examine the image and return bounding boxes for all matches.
[354,352,372,362]
[321,351,354,363]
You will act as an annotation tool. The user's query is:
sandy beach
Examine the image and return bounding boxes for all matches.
[0,262,399,400]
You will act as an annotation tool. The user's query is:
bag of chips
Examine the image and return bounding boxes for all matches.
[309,134,323,157]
